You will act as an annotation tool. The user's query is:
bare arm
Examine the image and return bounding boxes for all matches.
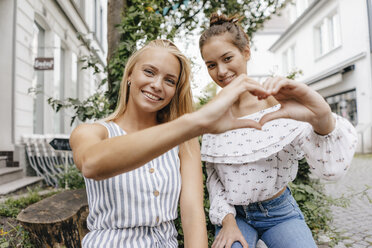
[71,115,203,180]
[179,138,208,248]
[70,76,269,180]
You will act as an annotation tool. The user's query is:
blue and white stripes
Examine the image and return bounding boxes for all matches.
[82,121,181,247]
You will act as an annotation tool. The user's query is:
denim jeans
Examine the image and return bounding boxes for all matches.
[215,187,317,248]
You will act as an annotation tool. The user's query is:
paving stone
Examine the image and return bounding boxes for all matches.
[322,156,372,248]
[351,244,367,248]
[358,240,370,246]
[365,236,372,243]
[343,239,355,245]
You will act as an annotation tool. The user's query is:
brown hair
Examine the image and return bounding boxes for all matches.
[105,39,193,123]
[199,13,250,54]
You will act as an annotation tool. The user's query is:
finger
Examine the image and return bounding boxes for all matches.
[263,77,276,93]
[244,76,261,86]
[244,84,269,99]
[211,236,220,248]
[211,239,218,248]
[212,235,223,248]
[233,119,262,130]
[239,237,249,248]
[232,75,268,99]
[271,78,291,95]
[259,108,289,126]
[225,240,234,248]
[262,77,272,90]
[214,239,226,248]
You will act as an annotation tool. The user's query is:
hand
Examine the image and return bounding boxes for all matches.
[259,77,335,135]
[212,214,249,248]
[195,74,269,134]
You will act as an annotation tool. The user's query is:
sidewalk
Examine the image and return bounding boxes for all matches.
[322,154,372,248]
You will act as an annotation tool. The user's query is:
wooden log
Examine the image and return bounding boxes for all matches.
[17,188,88,248]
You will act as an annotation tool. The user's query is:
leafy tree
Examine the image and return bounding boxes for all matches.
[48,0,290,123]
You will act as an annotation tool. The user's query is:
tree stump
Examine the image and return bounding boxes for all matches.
[17,188,89,248]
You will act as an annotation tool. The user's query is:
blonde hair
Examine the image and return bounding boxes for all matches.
[105,39,193,123]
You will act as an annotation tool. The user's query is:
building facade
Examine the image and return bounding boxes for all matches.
[0,0,107,151]
[248,14,291,82]
[269,0,372,153]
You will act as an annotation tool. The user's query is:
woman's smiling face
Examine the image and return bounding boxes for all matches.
[201,33,250,88]
[127,47,180,114]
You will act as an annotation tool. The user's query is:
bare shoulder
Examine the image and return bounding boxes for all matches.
[70,122,108,149]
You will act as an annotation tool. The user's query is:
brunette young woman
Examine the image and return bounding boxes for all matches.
[199,14,357,248]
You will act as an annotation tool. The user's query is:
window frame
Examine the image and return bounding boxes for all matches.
[314,9,342,59]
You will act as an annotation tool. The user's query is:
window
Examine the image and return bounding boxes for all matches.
[282,45,296,75]
[70,53,78,99]
[325,89,357,126]
[315,11,341,58]
[287,0,311,23]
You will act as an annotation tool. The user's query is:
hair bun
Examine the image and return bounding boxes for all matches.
[210,13,240,27]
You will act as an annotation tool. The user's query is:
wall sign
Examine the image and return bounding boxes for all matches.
[49,138,71,151]
[34,57,54,70]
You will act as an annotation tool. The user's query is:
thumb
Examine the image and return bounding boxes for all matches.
[259,109,289,126]
[232,119,262,130]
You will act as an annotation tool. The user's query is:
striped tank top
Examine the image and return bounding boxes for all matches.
[82,121,181,247]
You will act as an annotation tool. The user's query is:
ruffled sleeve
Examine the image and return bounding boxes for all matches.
[206,162,236,226]
[298,114,357,180]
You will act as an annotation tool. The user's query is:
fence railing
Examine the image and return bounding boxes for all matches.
[21,134,74,187]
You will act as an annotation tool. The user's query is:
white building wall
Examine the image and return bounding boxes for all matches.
[248,33,282,81]
[14,0,35,144]
[271,0,372,152]
[0,0,16,150]
[0,0,107,150]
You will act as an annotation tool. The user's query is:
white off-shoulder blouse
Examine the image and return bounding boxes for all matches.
[201,104,357,226]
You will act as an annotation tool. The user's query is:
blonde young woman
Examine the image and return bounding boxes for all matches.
[199,14,357,248]
[70,39,269,247]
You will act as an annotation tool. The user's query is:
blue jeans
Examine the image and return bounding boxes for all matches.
[215,187,317,248]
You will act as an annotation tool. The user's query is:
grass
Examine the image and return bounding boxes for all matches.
[0,187,60,248]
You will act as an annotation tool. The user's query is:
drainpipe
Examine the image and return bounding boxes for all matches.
[367,0,372,52]
[11,0,17,147]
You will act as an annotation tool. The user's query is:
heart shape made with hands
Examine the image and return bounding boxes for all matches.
[252,77,334,134]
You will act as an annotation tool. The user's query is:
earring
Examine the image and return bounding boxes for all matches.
[127,81,131,87]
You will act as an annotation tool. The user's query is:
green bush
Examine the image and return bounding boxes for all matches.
[57,165,85,189]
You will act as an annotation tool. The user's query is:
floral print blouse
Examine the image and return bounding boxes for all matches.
[201,104,357,226]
